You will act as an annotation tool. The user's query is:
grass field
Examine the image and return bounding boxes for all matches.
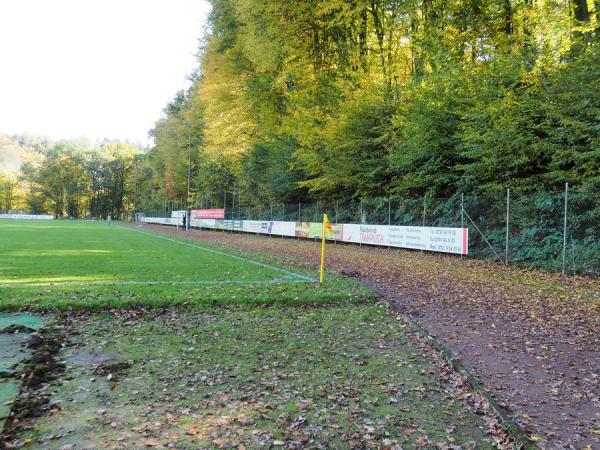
[0,220,306,285]
[12,308,498,449]
[0,220,368,310]
[0,220,515,448]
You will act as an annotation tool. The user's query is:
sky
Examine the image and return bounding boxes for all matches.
[0,0,211,146]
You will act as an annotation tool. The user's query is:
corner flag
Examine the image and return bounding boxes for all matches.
[320,214,333,283]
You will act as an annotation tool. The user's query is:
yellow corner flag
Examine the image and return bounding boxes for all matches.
[320,214,333,283]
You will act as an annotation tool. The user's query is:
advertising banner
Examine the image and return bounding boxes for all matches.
[190,218,217,229]
[171,210,187,219]
[191,209,225,219]
[142,215,468,255]
[271,221,296,237]
[341,224,468,255]
[223,220,243,231]
[0,214,54,220]
[143,217,182,226]
[295,222,343,240]
[243,220,296,237]
[242,220,270,234]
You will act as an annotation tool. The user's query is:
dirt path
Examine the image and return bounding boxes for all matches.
[144,225,600,449]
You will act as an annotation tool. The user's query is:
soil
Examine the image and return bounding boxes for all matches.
[142,225,600,450]
[1,322,66,445]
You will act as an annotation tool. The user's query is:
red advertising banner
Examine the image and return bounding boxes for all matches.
[191,209,225,219]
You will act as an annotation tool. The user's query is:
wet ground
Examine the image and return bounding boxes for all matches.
[3,308,515,448]
[0,314,43,432]
[141,225,600,449]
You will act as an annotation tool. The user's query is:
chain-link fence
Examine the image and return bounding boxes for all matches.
[143,185,599,276]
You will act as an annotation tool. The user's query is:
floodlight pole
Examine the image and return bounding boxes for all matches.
[187,145,191,208]
[185,121,192,231]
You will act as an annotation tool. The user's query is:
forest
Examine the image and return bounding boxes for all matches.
[147,0,600,211]
[3,0,600,218]
[0,135,141,219]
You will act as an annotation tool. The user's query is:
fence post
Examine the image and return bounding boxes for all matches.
[460,193,464,260]
[461,193,464,229]
[360,200,363,224]
[297,202,301,240]
[359,200,363,247]
[334,200,339,245]
[223,191,227,232]
[505,189,510,266]
[422,196,427,227]
[562,182,569,275]
[388,198,391,226]
[232,190,235,220]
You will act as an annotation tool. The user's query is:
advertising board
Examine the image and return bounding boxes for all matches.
[190,218,217,229]
[0,214,54,220]
[143,216,468,255]
[341,224,468,255]
[191,209,225,219]
[242,220,296,237]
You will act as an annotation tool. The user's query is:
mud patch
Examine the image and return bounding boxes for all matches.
[68,351,132,381]
[0,314,44,435]
[1,320,65,445]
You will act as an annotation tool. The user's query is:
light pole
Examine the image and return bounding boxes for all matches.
[187,143,191,209]
[185,121,192,231]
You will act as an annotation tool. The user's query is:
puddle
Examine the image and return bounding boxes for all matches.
[0,314,42,333]
[0,333,31,376]
[0,313,44,432]
[67,351,122,367]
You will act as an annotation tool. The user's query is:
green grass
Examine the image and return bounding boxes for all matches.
[17,307,495,449]
[0,220,507,448]
[0,220,373,310]
[0,220,303,285]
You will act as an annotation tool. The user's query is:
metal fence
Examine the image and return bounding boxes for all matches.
[143,184,600,276]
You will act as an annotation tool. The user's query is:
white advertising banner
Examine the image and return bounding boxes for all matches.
[271,221,297,237]
[143,217,182,226]
[340,224,468,255]
[0,214,54,220]
[142,216,468,255]
[242,220,296,237]
[171,210,187,219]
[190,218,217,229]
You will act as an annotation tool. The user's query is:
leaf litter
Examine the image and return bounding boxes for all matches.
[142,225,600,449]
[5,306,509,449]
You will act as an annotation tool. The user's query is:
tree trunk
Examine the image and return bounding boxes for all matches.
[594,0,600,40]
[573,0,590,23]
[572,0,591,43]
[370,1,387,81]
[358,8,368,71]
[502,0,513,35]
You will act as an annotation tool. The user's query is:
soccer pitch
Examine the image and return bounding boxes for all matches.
[0,221,518,448]
[0,221,364,310]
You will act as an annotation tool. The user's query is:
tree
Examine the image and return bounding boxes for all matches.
[138,0,600,207]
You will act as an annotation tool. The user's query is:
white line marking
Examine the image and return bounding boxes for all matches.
[120,225,315,282]
[0,279,309,288]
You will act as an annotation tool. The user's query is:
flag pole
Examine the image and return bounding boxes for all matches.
[320,214,326,283]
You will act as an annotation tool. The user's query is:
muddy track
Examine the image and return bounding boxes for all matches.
[140,225,600,449]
